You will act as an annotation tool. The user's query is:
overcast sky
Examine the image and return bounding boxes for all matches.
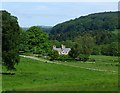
[1,2,118,27]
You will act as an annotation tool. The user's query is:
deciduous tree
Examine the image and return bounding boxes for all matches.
[2,10,20,70]
[27,26,51,54]
[69,34,95,61]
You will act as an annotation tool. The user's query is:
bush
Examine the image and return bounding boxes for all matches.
[100,42,119,56]
[49,50,59,61]
[88,58,96,62]
[76,54,90,62]
[92,46,101,55]
[58,55,72,61]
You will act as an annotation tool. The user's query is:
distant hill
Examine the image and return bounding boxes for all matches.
[39,26,53,34]
[22,27,29,30]
[50,11,119,41]
[22,26,53,34]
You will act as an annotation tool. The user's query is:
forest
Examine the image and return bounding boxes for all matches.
[50,11,119,40]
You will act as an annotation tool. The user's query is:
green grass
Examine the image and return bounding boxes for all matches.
[2,55,118,91]
[111,29,120,35]
[59,55,118,73]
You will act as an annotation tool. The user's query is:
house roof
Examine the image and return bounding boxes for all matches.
[53,48,71,53]
[62,48,71,53]
[54,48,61,52]
[53,44,71,54]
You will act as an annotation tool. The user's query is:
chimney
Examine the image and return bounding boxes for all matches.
[53,45,56,49]
[61,44,65,49]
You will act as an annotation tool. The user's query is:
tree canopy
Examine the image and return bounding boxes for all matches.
[69,34,95,61]
[1,10,20,70]
[50,11,119,42]
[26,26,51,54]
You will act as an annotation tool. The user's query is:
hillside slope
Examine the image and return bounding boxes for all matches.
[50,11,119,41]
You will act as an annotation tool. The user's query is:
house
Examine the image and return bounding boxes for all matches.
[53,44,71,55]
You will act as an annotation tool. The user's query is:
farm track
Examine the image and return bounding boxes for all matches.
[20,55,118,74]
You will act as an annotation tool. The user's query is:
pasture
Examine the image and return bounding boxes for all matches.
[2,55,119,91]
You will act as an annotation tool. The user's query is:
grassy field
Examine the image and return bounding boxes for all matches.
[2,55,118,91]
[59,55,118,73]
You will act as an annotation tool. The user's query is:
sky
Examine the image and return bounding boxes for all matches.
[1,2,118,27]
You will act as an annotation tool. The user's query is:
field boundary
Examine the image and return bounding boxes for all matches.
[20,55,117,74]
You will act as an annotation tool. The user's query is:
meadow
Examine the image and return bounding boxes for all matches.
[2,55,119,91]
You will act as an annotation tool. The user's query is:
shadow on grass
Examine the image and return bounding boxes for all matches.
[0,72,15,75]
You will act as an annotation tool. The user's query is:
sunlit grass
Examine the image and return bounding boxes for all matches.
[2,55,118,91]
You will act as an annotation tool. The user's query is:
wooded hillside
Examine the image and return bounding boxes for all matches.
[50,11,119,41]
